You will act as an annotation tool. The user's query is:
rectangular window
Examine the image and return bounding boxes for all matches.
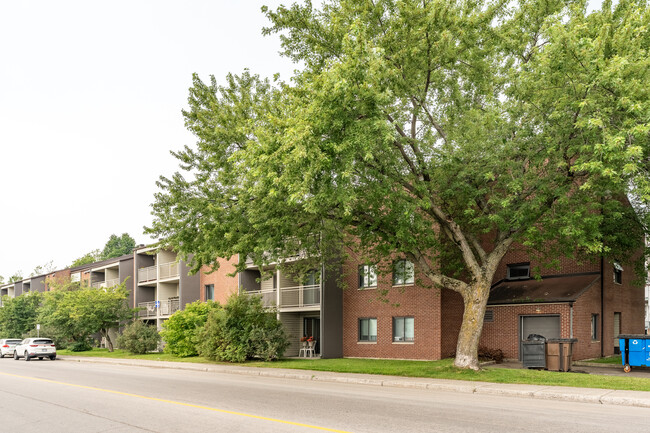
[613,262,623,284]
[591,314,599,340]
[393,260,415,286]
[393,317,414,342]
[507,263,530,280]
[205,284,214,301]
[358,318,377,341]
[358,265,377,289]
[71,272,81,282]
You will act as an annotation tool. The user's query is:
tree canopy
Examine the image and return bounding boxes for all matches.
[39,279,134,351]
[70,233,137,268]
[101,233,136,260]
[148,0,650,369]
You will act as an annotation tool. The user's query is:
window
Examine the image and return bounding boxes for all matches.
[591,314,599,340]
[484,310,494,322]
[393,317,414,342]
[71,272,81,282]
[205,284,214,301]
[358,265,377,289]
[613,262,623,284]
[393,260,414,286]
[358,318,377,341]
[304,269,320,286]
[507,263,530,280]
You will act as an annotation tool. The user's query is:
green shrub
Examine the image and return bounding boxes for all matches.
[68,338,93,352]
[198,293,289,362]
[160,300,221,357]
[117,321,161,354]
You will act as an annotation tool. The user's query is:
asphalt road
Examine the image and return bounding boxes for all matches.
[0,358,648,433]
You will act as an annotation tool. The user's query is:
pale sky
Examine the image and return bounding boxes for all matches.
[0,1,296,279]
[0,0,605,281]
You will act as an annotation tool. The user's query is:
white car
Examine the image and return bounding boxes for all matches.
[13,338,56,361]
[0,339,23,358]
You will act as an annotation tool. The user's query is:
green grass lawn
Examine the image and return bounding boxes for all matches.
[58,349,650,392]
[582,355,622,364]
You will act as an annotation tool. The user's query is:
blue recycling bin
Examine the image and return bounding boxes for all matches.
[618,334,650,372]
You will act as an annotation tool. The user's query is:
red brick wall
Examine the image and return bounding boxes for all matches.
[199,258,239,304]
[494,242,599,284]
[440,289,464,358]
[342,253,443,360]
[479,304,571,359]
[43,269,72,291]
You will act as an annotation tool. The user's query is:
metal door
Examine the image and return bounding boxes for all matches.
[519,315,560,360]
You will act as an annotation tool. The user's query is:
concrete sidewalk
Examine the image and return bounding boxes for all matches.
[59,356,650,409]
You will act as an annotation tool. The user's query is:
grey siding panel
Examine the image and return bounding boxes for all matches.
[134,254,155,306]
[119,258,135,308]
[321,261,343,358]
[179,259,200,309]
[241,269,261,292]
[281,313,302,357]
[32,276,46,293]
[14,281,23,297]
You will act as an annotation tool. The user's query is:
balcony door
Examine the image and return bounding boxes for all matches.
[303,317,320,354]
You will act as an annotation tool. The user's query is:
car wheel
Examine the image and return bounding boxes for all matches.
[24,351,30,361]
[38,357,43,360]
[49,355,56,361]
[13,351,19,360]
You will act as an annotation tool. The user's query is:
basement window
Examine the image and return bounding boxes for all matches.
[507,263,530,280]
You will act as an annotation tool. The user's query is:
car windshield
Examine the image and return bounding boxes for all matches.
[33,339,53,345]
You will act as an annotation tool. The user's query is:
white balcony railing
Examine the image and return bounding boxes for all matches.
[244,289,277,308]
[279,284,320,308]
[91,278,121,289]
[158,262,179,280]
[246,285,320,309]
[138,265,157,284]
[138,299,180,318]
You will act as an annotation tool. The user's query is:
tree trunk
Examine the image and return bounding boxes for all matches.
[102,328,114,352]
[453,280,491,370]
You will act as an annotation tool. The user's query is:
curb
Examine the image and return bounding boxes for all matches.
[59,356,650,408]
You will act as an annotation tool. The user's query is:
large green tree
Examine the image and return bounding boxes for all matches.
[101,233,137,260]
[148,0,650,369]
[40,280,134,351]
[0,291,42,338]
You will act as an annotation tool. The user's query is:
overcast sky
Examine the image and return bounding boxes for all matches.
[0,1,297,279]
[0,0,605,281]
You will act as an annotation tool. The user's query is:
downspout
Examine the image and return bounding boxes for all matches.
[569,302,574,338]
[601,256,605,358]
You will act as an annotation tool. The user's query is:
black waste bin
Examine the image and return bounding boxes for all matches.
[522,334,546,368]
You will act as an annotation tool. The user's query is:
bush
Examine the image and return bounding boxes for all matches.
[160,300,221,357]
[197,293,289,362]
[117,321,161,354]
[478,346,505,363]
[68,338,93,352]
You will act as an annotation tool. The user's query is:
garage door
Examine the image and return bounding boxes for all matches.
[519,315,561,360]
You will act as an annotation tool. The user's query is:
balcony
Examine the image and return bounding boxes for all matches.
[138,299,180,318]
[279,284,320,309]
[138,265,157,284]
[158,262,179,280]
[245,284,320,310]
[244,288,277,308]
[91,278,120,289]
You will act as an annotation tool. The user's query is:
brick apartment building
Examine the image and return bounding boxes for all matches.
[1,242,645,362]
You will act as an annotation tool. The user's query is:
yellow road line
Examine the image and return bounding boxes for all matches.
[0,371,351,433]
